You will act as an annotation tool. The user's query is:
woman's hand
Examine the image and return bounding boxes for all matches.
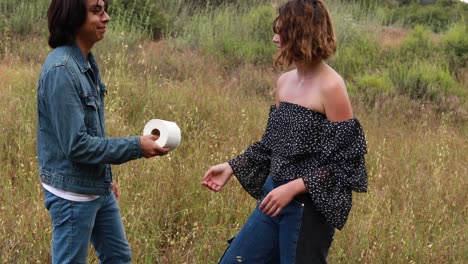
[202,162,234,192]
[259,178,306,217]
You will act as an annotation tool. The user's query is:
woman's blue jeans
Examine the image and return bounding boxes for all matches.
[219,177,335,264]
[43,189,132,264]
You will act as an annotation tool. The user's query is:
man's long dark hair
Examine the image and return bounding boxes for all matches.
[47,0,87,48]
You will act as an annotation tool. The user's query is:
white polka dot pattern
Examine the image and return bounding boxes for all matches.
[228,101,368,230]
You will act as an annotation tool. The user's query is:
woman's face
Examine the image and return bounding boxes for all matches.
[272,33,281,49]
[272,19,283,49]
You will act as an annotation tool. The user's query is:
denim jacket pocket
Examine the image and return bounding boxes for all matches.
[84,94,101,136]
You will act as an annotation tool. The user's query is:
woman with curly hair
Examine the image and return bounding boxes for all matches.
[202,0,368,263]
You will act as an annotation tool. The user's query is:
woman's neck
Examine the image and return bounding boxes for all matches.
[295,60,323,80]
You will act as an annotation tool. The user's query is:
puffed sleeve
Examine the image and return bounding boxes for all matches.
[227,106,276,199]
[302,118,367,230]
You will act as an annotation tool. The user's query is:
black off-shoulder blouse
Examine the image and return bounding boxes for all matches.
[228,101,367,230]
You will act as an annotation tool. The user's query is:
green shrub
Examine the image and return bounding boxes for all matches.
[142,5,169,40]
[109,0,271,39]
[330,36,381,80]
[399,25,435,59]
[0,0,48,37]
[178,4,276,66]
[182,0,269,9]
[389,60,463,101]
[350,73,394,105]
[403,5,451,32]
[111,0,170,40]
[238,5,276,64]
[343,0,402,8]
[244,5,275,45]
[385,0,468,32]
[443,22,468,76]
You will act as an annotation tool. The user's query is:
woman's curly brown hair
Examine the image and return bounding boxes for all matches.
[273,0,336,67]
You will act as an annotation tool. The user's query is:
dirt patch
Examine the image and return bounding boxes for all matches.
[378,26,444,48]
[141,40,167,58]
[378,27,410,48]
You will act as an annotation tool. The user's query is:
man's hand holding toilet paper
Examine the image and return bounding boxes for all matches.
[139,135,170,158]
[141,119,182,158]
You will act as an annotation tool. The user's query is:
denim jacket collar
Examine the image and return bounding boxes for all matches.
[67,43,97,74]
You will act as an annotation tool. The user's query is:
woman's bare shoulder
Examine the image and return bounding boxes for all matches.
[277,69,296,84]
[320,65,346,94]
[319,65,353,121]
[275,70,296,102]
[321,65,346,90]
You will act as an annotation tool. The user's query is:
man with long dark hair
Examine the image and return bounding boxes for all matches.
[37,1,169,262]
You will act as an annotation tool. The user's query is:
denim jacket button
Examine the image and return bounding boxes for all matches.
[40,174,46,180]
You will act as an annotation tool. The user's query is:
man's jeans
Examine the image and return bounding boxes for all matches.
[43,189,132,264]
[219,177,334,264]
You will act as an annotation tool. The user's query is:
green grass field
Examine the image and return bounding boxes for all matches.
[0,0,466,263]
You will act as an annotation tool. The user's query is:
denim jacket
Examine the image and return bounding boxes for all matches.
[37,44,142,195]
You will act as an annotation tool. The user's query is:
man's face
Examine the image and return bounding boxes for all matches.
[75,0,110,47]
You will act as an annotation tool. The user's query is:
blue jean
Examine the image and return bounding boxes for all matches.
[219,177,335,264]
[43,189,132,264]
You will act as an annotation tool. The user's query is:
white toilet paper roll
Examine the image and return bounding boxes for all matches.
[143,119,181,150]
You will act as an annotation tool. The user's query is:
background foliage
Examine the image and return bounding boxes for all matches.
[0,0,466,263]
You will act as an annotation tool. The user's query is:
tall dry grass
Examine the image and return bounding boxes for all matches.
[0,0,467,262]
[0,32,466,263]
